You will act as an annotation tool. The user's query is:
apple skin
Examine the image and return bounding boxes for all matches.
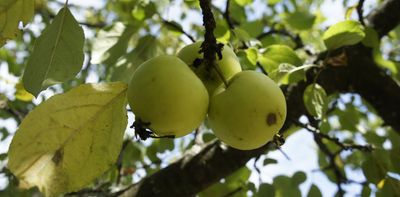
[208,71,287,150]
[127,55,209,137]
[177,41,242,95]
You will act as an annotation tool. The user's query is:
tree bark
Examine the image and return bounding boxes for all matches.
[121,0,400,196]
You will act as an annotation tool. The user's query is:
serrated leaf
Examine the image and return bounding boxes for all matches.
[303,83,328,119]
[22,7,85,96]
[322,20,365,50]
[0,0,34,46]
[8,82,128,196]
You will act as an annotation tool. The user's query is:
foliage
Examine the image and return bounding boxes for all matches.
[0,0,399,196]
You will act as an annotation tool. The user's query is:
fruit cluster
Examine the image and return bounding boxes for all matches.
[127,42,287,150]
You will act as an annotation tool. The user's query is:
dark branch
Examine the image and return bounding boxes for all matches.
[356,0,366,26]
[199,0,228,86]
[121,140,277,197]
[367,0,400,37]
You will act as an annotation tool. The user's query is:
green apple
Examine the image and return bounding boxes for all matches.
[177,41,242,95]
[209,71,287,150]
[127,55,209,137]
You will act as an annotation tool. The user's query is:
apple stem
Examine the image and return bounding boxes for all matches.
[212,62,229,87]
[199,0,229,88]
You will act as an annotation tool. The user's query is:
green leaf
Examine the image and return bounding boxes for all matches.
[258,44,303,73]
[8,82,128,196]
[240,20,264,37]
[200,167,251,197]
[235,0,252,6]
[273,175,302,197]
[0,0,34,46]
[307,184,322,197]
[362,150,392,184]
[269,63,315,85]
[361,185,371,197]
[303,83,328,118]
[362,27,380,48]
[373,48,398,76]
[256,183,275,197]
[91,23,137,66]
[22,7,85,96]
[233,28,251,42]
[282,10,316,31]
[292,171,307,185]
[110,35,158,83]
[377,177,400,197]
[322,20,365,50]
[263,158,278,165]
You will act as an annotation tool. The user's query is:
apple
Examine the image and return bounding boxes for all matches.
[127,55,209,137]
[208,71,287,150]
[177,41,242,95]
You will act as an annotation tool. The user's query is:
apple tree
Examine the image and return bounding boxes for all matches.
[0,0,399,196]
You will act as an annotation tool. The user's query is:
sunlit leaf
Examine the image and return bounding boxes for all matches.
[258,44,303,73]
[322,20,365,50]
[8,82,128,196]
[22,7,85,96]
[303,83,328,119]
[15,82,34,102]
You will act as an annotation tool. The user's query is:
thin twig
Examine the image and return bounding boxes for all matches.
[161,18,196,43]
[223,0,235,29]
[356,0,366,26]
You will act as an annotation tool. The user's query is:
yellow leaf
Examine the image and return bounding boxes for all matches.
[15,82,34,102]
[8,82,128,196]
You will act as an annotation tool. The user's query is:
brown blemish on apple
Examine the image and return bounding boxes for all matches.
[266,113,277,126]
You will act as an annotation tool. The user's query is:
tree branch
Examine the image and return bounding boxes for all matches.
[119,0,400,196]
[367,0,400,37]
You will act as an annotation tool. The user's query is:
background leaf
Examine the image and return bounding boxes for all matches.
[22,7,85,96]
[303,83,328,119]
[0,0,34,46]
